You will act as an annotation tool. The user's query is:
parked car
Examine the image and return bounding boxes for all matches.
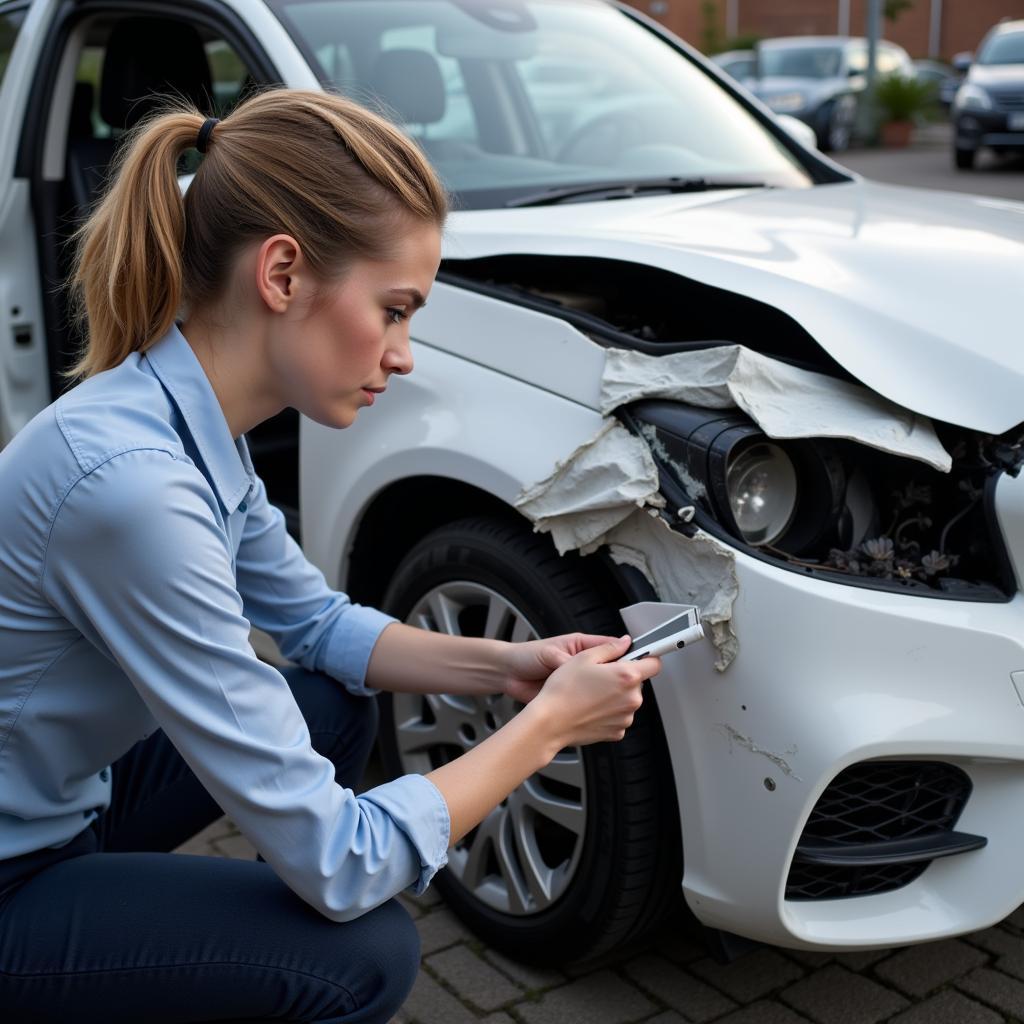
[749,35,915,151]
[912,57,962,110]
[710,47,756,83]
[952,18,1024,169]
[3,0,1024,966]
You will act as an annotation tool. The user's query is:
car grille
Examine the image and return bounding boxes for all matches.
[994,92,1024,110]
[785,761,973,901]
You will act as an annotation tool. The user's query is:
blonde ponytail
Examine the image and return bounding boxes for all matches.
[68,89,448,379]
[68,109,204,379]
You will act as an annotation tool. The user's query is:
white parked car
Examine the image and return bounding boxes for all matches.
[2,0,1024,966]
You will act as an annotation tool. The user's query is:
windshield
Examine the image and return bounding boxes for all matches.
[978,30,1024,66]
[758,45,843,79]
[269,0,815,208]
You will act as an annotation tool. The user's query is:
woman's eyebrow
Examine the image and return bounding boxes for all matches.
[386,287,427,309]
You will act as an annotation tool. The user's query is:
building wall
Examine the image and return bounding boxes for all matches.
[622,0,1023,58]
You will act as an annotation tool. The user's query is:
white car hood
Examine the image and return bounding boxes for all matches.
[446,180,1024,434]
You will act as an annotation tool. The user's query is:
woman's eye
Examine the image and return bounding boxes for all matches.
[386,308,408,326]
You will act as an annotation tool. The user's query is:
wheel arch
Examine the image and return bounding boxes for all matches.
[344,474,654,614]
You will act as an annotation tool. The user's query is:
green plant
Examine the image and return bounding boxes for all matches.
[699,0,724,56]
[724,32,762,52]
[884,0,914,22]
[874,72,938,122]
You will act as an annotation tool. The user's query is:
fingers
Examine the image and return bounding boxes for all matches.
[578,634,632,665]
[574,632,625,652]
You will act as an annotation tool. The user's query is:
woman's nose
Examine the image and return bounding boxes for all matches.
[384,335,414,376]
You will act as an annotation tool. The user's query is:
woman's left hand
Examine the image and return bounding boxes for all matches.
[502,632,624,704]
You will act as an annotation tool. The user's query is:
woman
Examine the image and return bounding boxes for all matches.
[0,89,660,1023]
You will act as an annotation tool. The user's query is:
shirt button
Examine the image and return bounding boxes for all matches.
[99,768,110,782]
[239,501,248,513]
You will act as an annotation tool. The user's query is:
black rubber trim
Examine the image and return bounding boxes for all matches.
[616,405,1015,603]
[794,831,988,868]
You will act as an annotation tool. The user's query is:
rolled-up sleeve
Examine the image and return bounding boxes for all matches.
[234,475,396,695]
[41,449,449,921]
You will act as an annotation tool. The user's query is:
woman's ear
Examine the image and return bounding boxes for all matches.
[255,234,306,314]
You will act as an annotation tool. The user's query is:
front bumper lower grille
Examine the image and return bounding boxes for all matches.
[785,761,986,901]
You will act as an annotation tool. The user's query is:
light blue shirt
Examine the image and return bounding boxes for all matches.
[0,324,449,920]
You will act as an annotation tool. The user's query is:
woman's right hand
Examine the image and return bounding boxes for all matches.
[529,635,662,749]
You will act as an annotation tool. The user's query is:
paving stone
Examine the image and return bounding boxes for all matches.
[516,970,657,1024]
[405,885,443,911]
[400,970,479,1024]
[397,893,424,920]
[784,950,834,969]
[958,966,1024,1017]
[212,833,258,860]
[647,934,707,966]
[483,948,565,992]
[713,1001,815,1024]
[689,949,803,1003]
[643,1013,688,1024]
[415,908,473,955]
[624,954,737,1021]
[966,927,1022,981]
[1002,905,1024,932]
[781,964,909,1024]
[173,815,237,855]
[479,1015,516,1024]
[874,939,988,998]
[427,944,523,1011]
[888,989,1004,1024]
[832,949,893,971]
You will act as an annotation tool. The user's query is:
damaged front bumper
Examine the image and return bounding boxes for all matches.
[654,464,1024,948]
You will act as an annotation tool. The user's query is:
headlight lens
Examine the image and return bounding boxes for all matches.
[954,83,992,111]
[768,91,807,113]
[725,442,798,545]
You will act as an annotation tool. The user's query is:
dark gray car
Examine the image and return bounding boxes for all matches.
[952,19,1024,169]
[750,36,914,152]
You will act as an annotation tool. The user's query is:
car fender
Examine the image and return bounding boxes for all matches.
[300,341,607,590]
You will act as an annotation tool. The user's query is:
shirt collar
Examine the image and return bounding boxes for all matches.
[143,323,254,514]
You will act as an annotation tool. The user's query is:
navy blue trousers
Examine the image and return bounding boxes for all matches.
[0,668,419,1024]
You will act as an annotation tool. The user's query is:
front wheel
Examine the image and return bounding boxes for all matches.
[817,95,856,152]
[954,146,976,169]
[378,517,682,964]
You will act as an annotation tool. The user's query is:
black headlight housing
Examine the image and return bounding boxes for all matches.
[621,400,1015,601]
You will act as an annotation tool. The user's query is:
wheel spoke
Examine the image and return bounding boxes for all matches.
[510,616,535,643]
[508,794,556,907]
[495,808,532,914]
[534,749,584,788]
[460,810,501,891]
[482,593,513,640]
[428,591,463,636]
[520,776,585,836]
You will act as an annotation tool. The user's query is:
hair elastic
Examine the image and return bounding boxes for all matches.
[196,117,220,154]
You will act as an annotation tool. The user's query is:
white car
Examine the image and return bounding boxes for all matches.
[2,0,1024,966]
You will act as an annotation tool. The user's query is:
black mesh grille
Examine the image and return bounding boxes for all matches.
[785,761,972,901]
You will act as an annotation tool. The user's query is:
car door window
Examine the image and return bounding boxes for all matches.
[0,7,25,89]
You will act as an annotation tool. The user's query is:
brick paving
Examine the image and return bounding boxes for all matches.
[176,815,1024,1024]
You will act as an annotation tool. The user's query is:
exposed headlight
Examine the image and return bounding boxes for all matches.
[954,83,992,111]
[725,442,798,545]
[768,91,808,114]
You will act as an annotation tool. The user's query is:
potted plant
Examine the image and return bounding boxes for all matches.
[874,72,939,146]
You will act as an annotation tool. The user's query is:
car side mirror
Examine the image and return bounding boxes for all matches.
[951,51,972,73]
[777,114,818,149]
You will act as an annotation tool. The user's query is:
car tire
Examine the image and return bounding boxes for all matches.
[817,95,856,152]
[378,516,682,965]
[954,146,976,169]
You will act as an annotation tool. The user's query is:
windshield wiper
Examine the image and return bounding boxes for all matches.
[506,177,770,208]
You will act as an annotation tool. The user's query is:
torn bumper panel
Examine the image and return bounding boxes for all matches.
[653,503,1024,948]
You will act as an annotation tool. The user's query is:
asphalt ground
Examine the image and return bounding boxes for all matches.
[177,134,1024,1022]
[836,121,1024,202]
